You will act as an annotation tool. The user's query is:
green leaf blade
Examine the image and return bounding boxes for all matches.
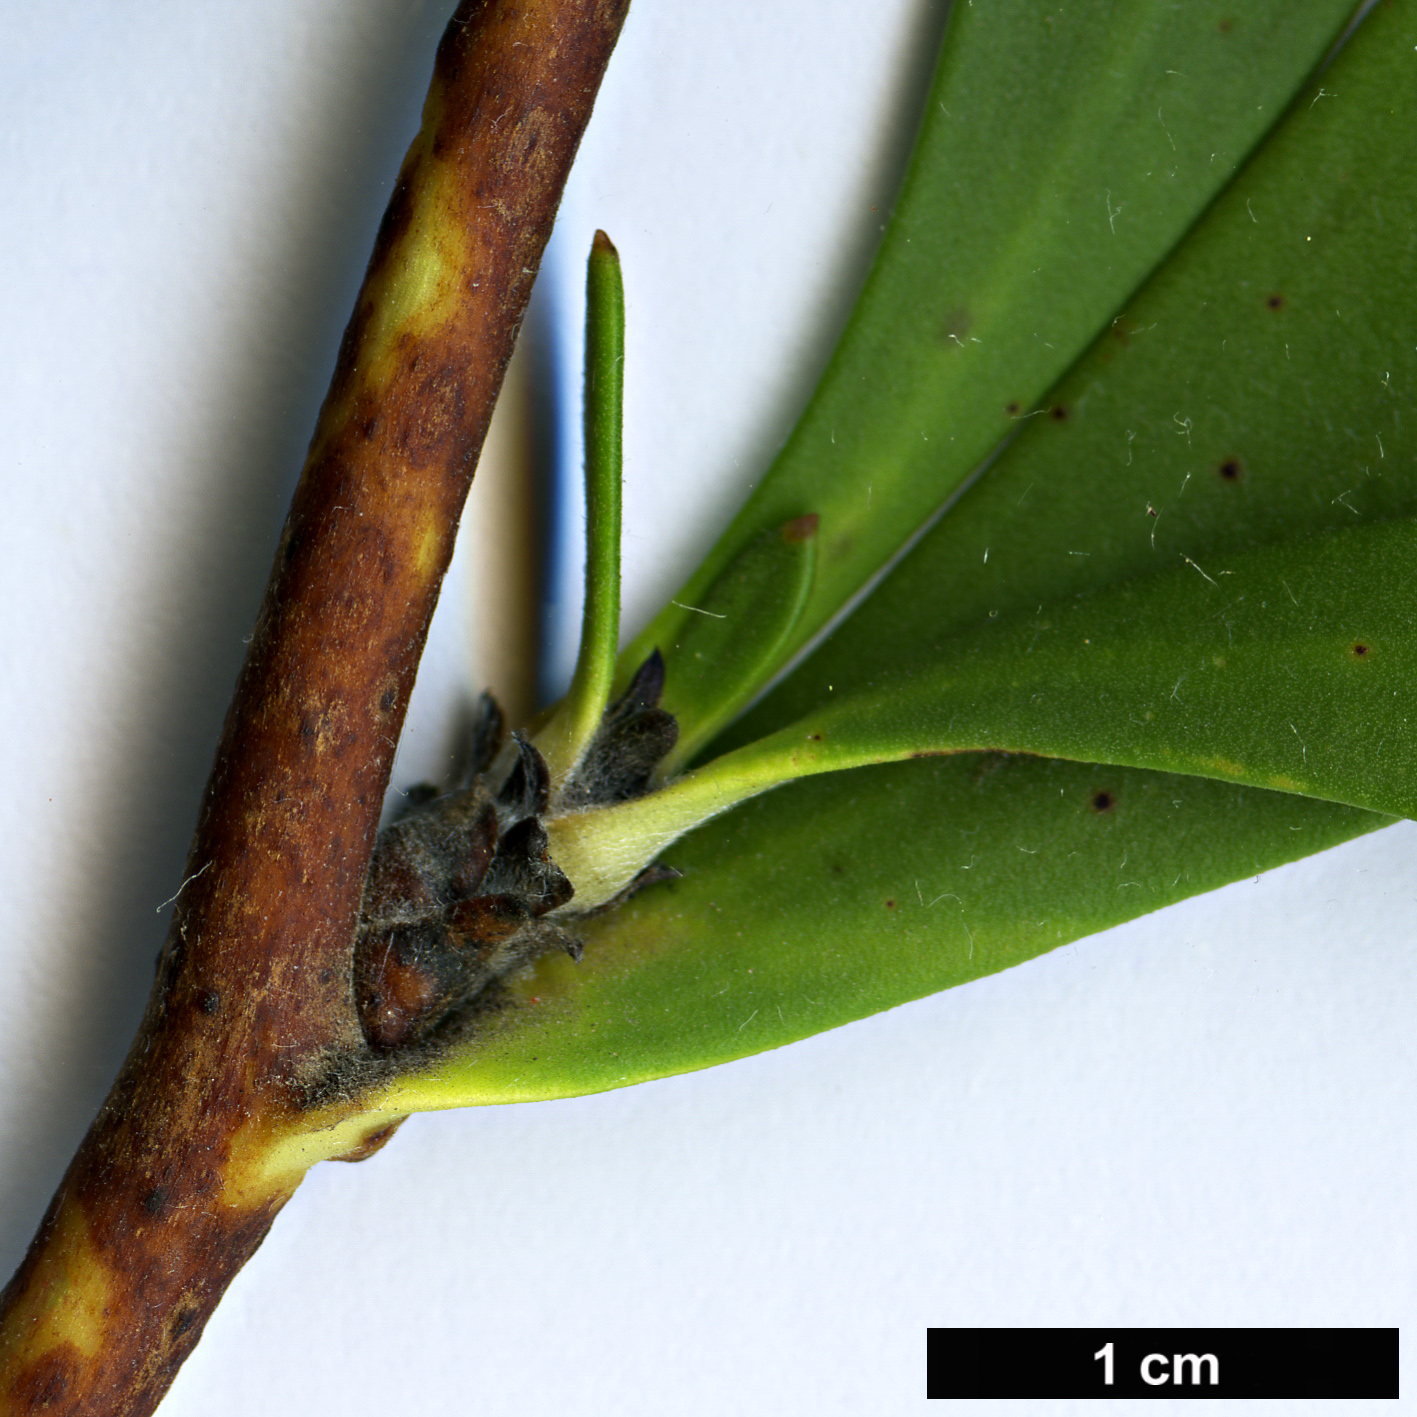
[745,0,1417,737]
[375,0,1416,1116]
[623,0,1361,694]
[383,756,1381,1109]
[538,231,626,784]
[715,517,1417,821]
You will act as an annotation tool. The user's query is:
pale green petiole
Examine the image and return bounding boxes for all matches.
[546,710,915,913]
[537,230,625,788]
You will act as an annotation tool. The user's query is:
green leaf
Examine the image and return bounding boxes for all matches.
[375,0,1413,1114]
[620,0,1359,699]
[537,231,626,784]
[665,516,1417,824]
[538,0,1417,922]
[656,514,818,774]
[381,756,1379,1109]
[539,513,1417,921]
[742,0,1417,735]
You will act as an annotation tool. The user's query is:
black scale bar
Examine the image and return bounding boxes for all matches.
[927,1328,1397,1399]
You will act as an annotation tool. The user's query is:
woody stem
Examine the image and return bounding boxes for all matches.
[0,3,629,1414]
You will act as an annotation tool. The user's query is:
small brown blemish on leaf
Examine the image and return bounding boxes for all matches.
[1006,401,1021,416]
[1217,457,1244,482]
[1111,314,1142,347]
[1050,404,1069,422]
[196,990,220,1016]
[808,733,823,742]
[940,307,973,345]
[1219,17,1234,33]
[1090,790,1116,813]
[1266,293,1285,311]
[141,1186,168,1217]
[1352,642,1370,658]
[885,899,897,909]
[780,513,820,543]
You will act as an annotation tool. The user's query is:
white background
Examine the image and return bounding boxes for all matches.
[0,3,1412,1413]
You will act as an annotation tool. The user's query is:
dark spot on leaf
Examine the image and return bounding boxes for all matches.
[196,989,220,1016]
[1050,404,1068,422]
[780,513,819,544]
[885,899,897,909]
[1091,790,1116,813]
[1006,401,1021,416]
[940,306,973,345]
[1219,17,1234,33]
[1266,293,1285,311]
[809,734,822,741]
[1111,315,1143,347]
[1217,457,1243,482]
[141,1186,167,1216]
[1352,642,1370,657]
[831,863,845,875]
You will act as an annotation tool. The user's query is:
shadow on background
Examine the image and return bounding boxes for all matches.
[0,0,957,1280]
[653,0,957,590]
[0,5,455,1276]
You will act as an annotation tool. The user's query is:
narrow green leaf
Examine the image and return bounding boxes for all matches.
[621,0,1359,696]
[537,230,625,785]
[382,757,1379,1109]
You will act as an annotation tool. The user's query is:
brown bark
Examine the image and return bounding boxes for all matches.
[0,1,630,1412]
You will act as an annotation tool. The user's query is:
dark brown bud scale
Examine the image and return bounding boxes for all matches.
[352,657,681,1055]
